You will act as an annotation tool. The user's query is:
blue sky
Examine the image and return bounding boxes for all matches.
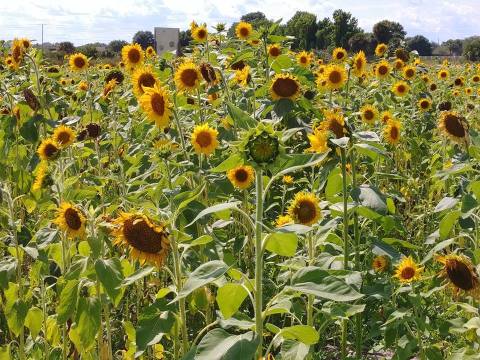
[1,0,478,45]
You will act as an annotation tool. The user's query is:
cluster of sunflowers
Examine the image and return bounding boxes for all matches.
[1,18,480,360]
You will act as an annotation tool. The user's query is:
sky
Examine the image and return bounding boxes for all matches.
[0,0,478,45]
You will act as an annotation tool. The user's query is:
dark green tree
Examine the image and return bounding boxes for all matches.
[372,20,406,44]
[331,9,362,49]
[463,36,480,61]
[442,39,463,56]
[406,35,433,55]
[57,41,75,54]
[108,40,128,54]
[285,11,317,50]
[315,17,333,49]
[132,30,155,50]
[348,32,376,55]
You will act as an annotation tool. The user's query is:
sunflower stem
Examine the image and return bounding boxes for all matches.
[340,147,349,359]
[254,168,264,358]
[307,235,315,328]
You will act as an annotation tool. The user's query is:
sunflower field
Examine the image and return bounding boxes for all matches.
[1,19,480,360]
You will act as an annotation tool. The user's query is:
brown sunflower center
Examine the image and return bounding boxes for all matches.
[441,72,447,78]
[197,29,207,39]
[300,56,307,63]
[328,70,342,84]
[57,131,72,144]
[295,200,317,224]
[401,266,415,280]
[239,27,250,37]
[355,58,363,70]
[328,119,344,138]
[128,48,141,63]
[150,93,166,116]
[446,259,476,290]
[454,78,462,86]
[390,126,399,140]
[64,208,82,230]
[272,77,299,98]
[123,218,164,254]
[138,73,156,91]
[378,65,388,75]
[44,143,59,158]
[180,69,199,87]
[397,84,406,93]
[405,69,414,77]
[234,169,248,182]
[444,114,466,137]
[73,56,85,68]
[196,131,212,148]
[364,110,374,120]
[421,100,429,109]
[269,47,280,57]
[336,52,344,60]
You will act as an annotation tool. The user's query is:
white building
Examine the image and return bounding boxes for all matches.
[154,27,179,56]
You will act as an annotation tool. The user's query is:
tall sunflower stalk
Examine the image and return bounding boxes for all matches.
[254,168,264,358]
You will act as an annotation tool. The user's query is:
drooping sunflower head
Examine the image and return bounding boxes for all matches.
[121,43,144,70]
[418,98,432,112]
[235,21,253,40]
[436,254,480,297]
[402,65,416,80]
[32,161,48,191]
[139,83,172,129]
[113,212,170,267]
[352,51,367,77]
[227,165,255,190]
[270,73,301,101]
[391,80,410,97]
[332,47,347,62]
[375,60,390,79]
[268,44,281,58]
[20,38,31,50]
[54,202,86,239]
[103,79,118,98]
[275,214,294,228]
[296,51,313,67]
[375,43,388,57]
[372,255,389,272]
[321,64,347,90]
[438,111,469,144]
[11,38,25,64]
[174,62,201,91]
[199,63,217,84]
[53,125,76,148]
[37,138,60,161]
[191,124,219,156]
[394,256,423,283]
[383,119,401,145]
[132,66,159,97]
[69,53,89,71]
[192,25,208,42]
[288,192,321,226]
[360,104,379,125]
[320,109,345,138]
[235,65,251,87]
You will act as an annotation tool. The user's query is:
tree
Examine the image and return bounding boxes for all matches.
[315,17,333,49]
[372,20,406,44]
[442,39,463,56]
[179,30,192,48]
[108,40,128,54]
[76,43,99,58]
[132,31,155,50]
[463,36,480,61]
[57,41,75,54]
[227,12,273,38]
[407,35,433,56]
[285,11,317,50]
[331,9,362,49]
[348,32,376,55]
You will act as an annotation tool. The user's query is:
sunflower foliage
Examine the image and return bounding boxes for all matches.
[0,21,480,360]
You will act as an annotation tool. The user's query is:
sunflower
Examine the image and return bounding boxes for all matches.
[320,109,345,138]
[174,62,201,91]
[69,53,88,71]
[32,161,48,191]
[372,255,388,272]
[465,87,473,96]
[121,44,144,70]
[418,98,432,112]
[383,119,401,145]
[402,65,416,80]
[268,44,281,58]
[227,165,255,189]
[270,73,301,101]
[199,63,217,84]
[322,64,347,90]
[235,21,253,40]
[139,83,172,129]
[146,46,156,57]
[53,125,76,148]
[191,124,219,155]
[192,25,208,42]
[394,256,423,283]
[11,39,25,65]
[375,60,390,79]
[394,59,405,70]
[375,43,388,57]
[360,104,378,125]
[296,51,313,67]
[54,202,86,239]
[288,192,321,226]
[113,212,170,267]
[20,38,31,50]
[307,128,329,153]
[430,83,437,91]
[275,214,294,228]
[391,81,410,97]
[436,254,480,297]
[78,81,89,91]
[352,51,367,77]
[235,65,250,87]
[332,47,347,62]
[283,175,293,185]
[438,111,469,144]
[132,66,159,97]
[472,75,480,83]
[103,79,118,98]
[380,111,393,124]
[37,138,60,161]
[437,69,449,80]
[248,38,261,46]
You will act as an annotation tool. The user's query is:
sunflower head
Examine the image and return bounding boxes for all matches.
[113,212,170,267]
[288,192,321,226]
[132,66,159,97]
[121,44,144,70]
[54,202,86,239]
[438,69,449,80]
[375,43,388,57]
[174,62,201,91]
[268,44,281,58]
[270,73,301,101]
[227,165,255,190]
[375,60,390,79]
[321,64,347,90]
[192,25,208,42]
[37,138,60,161]
[332,47,347,62]
[394,59,405,70]
[372,255,388,272]
[391,81,410,97]
[69,53,89,71]
[247,128,280,164]
[139,83,172,129]
[438,111,469,145]
[191,124,219,155]
[383,119,401,145]
[275,214,294,228]
[32,161,48,191]
[418,98,432,112]
[394,256,423,283]
[146,46,156,57]
[53,125,76,148]
[283,175,293,185]
[296,51,313,67]
[402,65,416,80]
[352,51,367,77]
[235,65,251,87]
[436,254,480,297]
[380,111,393,124]
[360,104,378,124]
[307,128,329,153]
[199,63,217,84]
[320,109,345,138]
[235,21,253,40]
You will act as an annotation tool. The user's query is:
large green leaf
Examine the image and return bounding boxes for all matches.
[351,185,387,214]
[279,325,319,345]
[195,329,259,360]
[56,279,79,324]
[216,283,249,319]
[25,306,43,339]
[286,266,363,302]
[176,260,229,300]
[226,103,257,130]
[120,266,154,287]
[210,153,244,173]
[264,232,298,257]
[187,202,240,227]
[439,210,461,240]
[5,299,28,337]
[69,297,101,353]
[95,258,124,306]
[280,340,310,360]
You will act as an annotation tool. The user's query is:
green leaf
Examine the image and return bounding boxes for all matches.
[25,306,43,339]
[187,202,240,227]
[69,297,101,353]
[19,116,39,143]
[56,280,79,324]
[281,340,310,360]
[95,258,124,306]
[352,185,387,214]
[226,103,256,129]
[5,299,28,337]
[216,283,248,319]
[121,266,155,288]
[434,197,459,213]
[173,184,206,216]
[264,232,298,257]
[439,210,461,239]
[190,235,213,246]
[322,303,365,319]
[210,153,244,173]
[286,266,363,302]
[353,143,387,161]
[422,239,456,264]
[195,329,259,360]
[175,261,229,301]
[0,258,16,289]
[279,325,319,345]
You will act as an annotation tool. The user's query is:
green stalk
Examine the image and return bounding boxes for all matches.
[340,147,349,359]
[307,235,314,327]
[254,169,264,358]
